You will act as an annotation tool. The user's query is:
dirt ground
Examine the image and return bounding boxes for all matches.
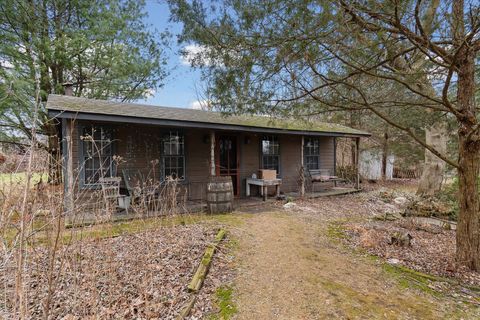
[227,196,480,320]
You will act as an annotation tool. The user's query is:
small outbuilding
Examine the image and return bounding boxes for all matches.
[46,94,369,214]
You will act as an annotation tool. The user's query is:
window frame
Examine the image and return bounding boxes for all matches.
[303,137,321,171]
[260,135,280,175]
[79,124,116,189]
[160,130,186,181]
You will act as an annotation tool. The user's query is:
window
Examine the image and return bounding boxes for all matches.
[304,137,320,170]
[81,126,114,186]
[161,131,185,180]
[261,135,279,173]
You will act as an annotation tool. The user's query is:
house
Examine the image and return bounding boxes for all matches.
[46,94,369,212]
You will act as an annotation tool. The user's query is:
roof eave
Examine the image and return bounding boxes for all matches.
[48,109,371,138]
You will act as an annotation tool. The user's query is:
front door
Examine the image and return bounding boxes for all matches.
[216,135,240,196]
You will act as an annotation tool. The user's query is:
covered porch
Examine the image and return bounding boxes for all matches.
[47,94,368,220]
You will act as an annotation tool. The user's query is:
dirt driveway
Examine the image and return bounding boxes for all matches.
[228,199,479,319]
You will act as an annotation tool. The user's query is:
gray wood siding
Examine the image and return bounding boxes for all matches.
[239,133,261,197]
[279,134,302,193]
[115,124,162,179]
[67,121,337,206]
[319,136,335,173]
[185,129,210,200]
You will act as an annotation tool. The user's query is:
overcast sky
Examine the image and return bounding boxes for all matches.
[142,1,203,109]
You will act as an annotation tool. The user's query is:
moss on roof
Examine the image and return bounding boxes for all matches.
[46,94,369,136]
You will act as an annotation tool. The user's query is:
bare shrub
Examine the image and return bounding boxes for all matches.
[0,131,225,319]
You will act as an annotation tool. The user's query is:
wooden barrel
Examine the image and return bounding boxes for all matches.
[206,176,233,214]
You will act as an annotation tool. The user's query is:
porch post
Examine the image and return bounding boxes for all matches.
[355,137,360,189]
[300,135,305,197]
[63,118,75,213]
[210,130,215,176]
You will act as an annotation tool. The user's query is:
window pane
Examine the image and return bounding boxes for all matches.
[262,136,279,155]
[93,157,100,171]
[177,168,184,180]
[261,136,279,173]
[304,138,320,156]
[85,169,94,183]
[162,131,184,156]
[84,158,93,170]
[262,155,279,172]
[306,156,319,170]
[102,141,112,155]
[82,125,114,185]
[161,131,185,180]
[92,170,100,183]
[262,140,269,154]
[92,127,102,140]
[100,128,111,140]
[304,138,320,171]
[84,141,93,157]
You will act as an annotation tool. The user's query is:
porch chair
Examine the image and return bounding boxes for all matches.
[122,169,160,209]
[307,169,346,193]
[122,169,144,199]
[98,177,129,214]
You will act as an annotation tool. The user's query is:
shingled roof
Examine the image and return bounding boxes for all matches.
[46,94,370,137]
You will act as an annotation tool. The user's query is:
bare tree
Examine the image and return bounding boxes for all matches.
[169,0,480,269]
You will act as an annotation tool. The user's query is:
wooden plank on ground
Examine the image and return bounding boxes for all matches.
[187,229,226,293]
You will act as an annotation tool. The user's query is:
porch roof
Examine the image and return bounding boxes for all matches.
[47,94,370,137]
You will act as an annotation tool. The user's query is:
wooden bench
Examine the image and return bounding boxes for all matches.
[307,169,345,192]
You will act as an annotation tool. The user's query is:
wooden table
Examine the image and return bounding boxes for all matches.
[246,178,282,201]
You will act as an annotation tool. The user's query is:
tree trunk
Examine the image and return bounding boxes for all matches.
[381,131,388,180]
[416,122,447,196]
[44,121,62,184]
[455,49,480,270]
[456,140,480,269]
[350,110,359,169]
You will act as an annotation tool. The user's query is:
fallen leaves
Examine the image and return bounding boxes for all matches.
[1,223,234,319]
[344,217,480,287]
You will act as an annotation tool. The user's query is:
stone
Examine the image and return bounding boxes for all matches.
[393,196,408,206]
[389,231,413,246]
[387,258,401,265]
[383,203,398,213]
[283,202,297,209]
[385,212,403,221]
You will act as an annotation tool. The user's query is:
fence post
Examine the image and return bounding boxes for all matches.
[355,137,360,189]
[300,136,305,197]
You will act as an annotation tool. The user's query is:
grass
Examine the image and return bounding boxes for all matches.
[0,172,48,187]
[325,220,349,243]
[209,286,237,320]
[10,212,252,246]
[382,263,441,296]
